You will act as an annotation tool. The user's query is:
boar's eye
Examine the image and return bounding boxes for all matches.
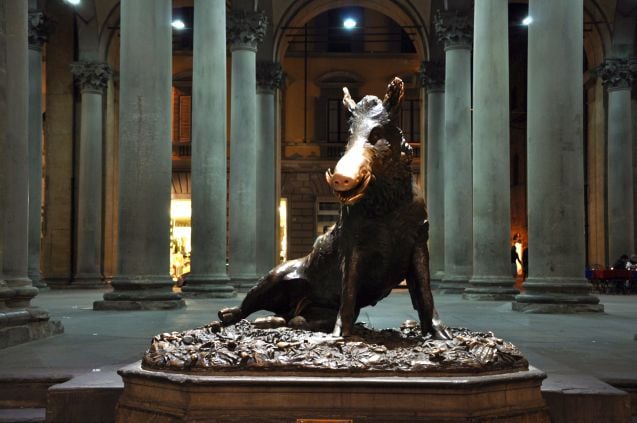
[368,126,383,143]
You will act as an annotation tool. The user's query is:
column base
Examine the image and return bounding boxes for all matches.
[435,275,470,294]
[0,307,64,349]
[29,271,46,288]
[430,270,444,289]
[2,278,39,307]
[512,277,603,313]
[463,276,519,301]
[93,299,186,311]
[94,275,185,311]
[72,273,107,289]
[230,278,259,293]
[512,301,604,313]
[181,274,236,298]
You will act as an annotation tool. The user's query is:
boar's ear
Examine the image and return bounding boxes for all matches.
[382,77,404,118]
[342,87,357,112]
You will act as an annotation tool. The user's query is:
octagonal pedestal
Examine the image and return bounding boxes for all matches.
[116,362,549,422]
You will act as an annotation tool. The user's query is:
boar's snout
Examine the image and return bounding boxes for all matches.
[325,146,373,205]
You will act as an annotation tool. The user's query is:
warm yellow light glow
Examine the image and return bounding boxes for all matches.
[279,198,288,262]
[170,199,192,281]
[171,200,191,219]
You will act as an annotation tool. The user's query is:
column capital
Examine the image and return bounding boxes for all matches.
[28,11,52,50]
[598,57,637,90]
[227,10,268,52]
[256,61,284,92]
[70,61,112,93]
[419,61,445,92]
[434,10,472,50]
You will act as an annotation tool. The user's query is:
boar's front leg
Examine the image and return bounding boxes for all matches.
[406,237,452,340]
[332,250,361,337]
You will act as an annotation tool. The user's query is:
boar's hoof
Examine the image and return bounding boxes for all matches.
[432,324,453,341]
[218,307,242,326]
[288,316,310,330]
[253,316,287,329]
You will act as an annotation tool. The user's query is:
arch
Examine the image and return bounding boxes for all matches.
[73,0,100,60]
[315,70,363,87]
[273,0,430,62]
[98,1,121,63]
[583,0,613,68]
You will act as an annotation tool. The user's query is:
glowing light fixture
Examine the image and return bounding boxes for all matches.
[343,18,357,30]
[65,0,81,5]
[522,16,533,26]
[172,19,186,30]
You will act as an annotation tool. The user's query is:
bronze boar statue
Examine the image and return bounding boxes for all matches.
[219,77,450,339]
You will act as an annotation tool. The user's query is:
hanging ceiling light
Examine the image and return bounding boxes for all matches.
[172,19,186,30]
[343,18,357,30]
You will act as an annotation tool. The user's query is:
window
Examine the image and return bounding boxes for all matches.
[316,198,340,236]
[327,98,349,143]
[400,98,420,143]
[178,96,192,142]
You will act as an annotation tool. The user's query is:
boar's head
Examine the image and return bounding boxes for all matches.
[325,77,413,206]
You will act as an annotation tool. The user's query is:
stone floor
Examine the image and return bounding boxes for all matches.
[0,287,633,382]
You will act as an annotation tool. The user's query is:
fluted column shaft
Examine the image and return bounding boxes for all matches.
[27,9,48,288]
[435,10,473,293]
[255,61,282,275]
[182,0,235,298]
[513,0,601,312]
[227,10,267,289]
[465,0,518,301]
[599,58,636,263]
[420,61,445,286]
[70,61,111,288]
[94,0,183,310]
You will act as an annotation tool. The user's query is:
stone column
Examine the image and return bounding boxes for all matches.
[227,10,267,290]
[513,0,602,313]
[0,0,62,348]
[27,9,49,288]
[598,57,636,263]
[2,0,37,306]
[182,0,235,298]
[464,0,518,301]
[256,61,283,275]
[94,0,184,310]
[70,61,111,288]
[435,10,473,293]
[420,61,445,286]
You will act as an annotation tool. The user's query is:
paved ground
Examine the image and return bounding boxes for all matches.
[0,288,635,383]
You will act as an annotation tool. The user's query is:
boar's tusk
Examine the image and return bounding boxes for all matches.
[325,168,334,185]
[342,87,357,112]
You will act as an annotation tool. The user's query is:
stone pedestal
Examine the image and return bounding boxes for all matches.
[94,0,183,310]
[435,10,473,293]
[116,362,549,422]
[513,0,601,313]
[420,61,445,287]
[465,0,518,301]
[182,0,234,298]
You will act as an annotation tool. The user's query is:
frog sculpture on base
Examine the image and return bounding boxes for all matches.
[219,77,450,340]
